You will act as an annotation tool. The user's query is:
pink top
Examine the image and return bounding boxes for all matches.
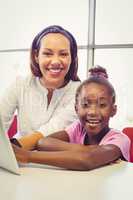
[65,120,131,161]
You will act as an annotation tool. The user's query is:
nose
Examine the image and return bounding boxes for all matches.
[51,55,61,66]
[87,105,100,116]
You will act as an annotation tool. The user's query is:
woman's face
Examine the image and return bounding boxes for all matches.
[35,33,71,89]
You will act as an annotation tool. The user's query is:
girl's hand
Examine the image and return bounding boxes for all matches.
[12,144,30,163]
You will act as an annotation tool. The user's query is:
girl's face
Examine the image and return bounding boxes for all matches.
[35,33,71,89]
[75,83,117,136]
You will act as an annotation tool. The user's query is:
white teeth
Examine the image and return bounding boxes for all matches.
[86,120,100,125]
[49,68,62,73]
[89,121,99,123]
[86,121,100,127]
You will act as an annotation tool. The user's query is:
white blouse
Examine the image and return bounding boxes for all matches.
[0,75,80,137]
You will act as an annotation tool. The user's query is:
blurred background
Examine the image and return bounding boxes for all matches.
[0,0,133,129]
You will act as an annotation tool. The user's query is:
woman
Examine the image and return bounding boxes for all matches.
[0,25,80,149]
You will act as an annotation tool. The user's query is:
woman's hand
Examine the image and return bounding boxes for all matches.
[12,144,30,163]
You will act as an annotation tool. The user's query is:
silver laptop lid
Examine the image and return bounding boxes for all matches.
[0,116,20,175]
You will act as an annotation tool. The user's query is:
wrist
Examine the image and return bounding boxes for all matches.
[18,132,44,150]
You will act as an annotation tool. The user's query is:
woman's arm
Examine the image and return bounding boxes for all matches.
[18,132,44,150]
[13,143,121,170]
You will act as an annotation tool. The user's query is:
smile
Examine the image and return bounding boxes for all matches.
[85,119,101,127]
[48,68,63,73]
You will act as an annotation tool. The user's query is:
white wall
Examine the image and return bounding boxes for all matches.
[0,0,89,96]
[95,0,133,129]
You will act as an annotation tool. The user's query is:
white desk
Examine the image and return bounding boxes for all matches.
[0,161,133,200]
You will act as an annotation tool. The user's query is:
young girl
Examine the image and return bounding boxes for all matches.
[13,66,130,170]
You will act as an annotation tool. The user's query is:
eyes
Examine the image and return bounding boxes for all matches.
[42,51,70,58]
[42,52,52,56]
[80,101,108,109]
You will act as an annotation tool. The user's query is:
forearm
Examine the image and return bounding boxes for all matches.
[13,143,121,170]
[13,143,88,169]
[38,137,72,151]
[32,144,121,170]
[28,150,88,170]
[37,137,92,152]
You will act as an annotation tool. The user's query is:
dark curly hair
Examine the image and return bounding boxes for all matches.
[30,25,80,82]
[76,65,116,104]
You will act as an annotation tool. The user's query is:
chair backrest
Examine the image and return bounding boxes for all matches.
[7,115,17,138]
[122,127,133,162]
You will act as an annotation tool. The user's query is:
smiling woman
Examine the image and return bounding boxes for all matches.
[0,25,80,150]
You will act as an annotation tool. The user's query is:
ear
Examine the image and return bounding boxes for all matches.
[110,105,117,117]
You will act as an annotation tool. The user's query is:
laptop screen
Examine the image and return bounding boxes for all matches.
[0,116,20,175]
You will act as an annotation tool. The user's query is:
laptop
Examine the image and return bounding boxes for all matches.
[0,116,63,174]
[0,116,20,175]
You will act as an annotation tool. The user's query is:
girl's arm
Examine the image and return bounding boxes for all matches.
[37,131,74,151]
[13,143,121,170]
[36,130,96,152]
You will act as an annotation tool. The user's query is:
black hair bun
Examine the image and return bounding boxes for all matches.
[88,65,108,79]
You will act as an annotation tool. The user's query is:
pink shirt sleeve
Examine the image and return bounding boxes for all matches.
[65,120,85,144]
[100,129,131,161]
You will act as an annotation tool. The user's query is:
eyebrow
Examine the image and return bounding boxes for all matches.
[81,97,109,102]
[42,48,52,51]
[42,48,69,52]
[82,95,108,99]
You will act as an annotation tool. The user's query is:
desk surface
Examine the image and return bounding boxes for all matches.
[0,161,133,200]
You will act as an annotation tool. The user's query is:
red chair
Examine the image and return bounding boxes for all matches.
[122,127,133,162]
[7,115,17,138]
